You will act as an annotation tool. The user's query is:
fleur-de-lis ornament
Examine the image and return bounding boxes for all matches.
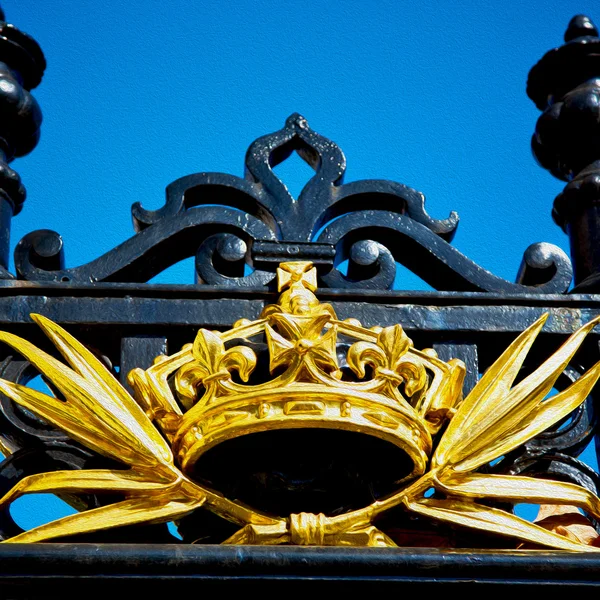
[176,329,257,408]
[347,324,427,402]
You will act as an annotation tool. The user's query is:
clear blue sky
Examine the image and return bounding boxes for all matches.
[5,1,600,531]
[8,0,600,286]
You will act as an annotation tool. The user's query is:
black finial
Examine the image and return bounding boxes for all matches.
[564,14,599,42]
[528,14,600,290]
[0,9,45,275]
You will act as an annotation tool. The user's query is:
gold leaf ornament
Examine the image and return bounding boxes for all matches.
[433,315,600,473]
[404,498,592,552]
[0,315,208,543]
[403,314,600,550]
[175,328,257,405]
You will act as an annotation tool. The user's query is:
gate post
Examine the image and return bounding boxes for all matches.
[528,15,600,291]
[0,6,45,276]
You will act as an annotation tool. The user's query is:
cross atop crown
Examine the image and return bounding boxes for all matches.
[276,261,318,292]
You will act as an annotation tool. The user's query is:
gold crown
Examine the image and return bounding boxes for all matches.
[128,261,466,482]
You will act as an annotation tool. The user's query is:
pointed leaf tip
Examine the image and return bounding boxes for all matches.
[433,313,548,469]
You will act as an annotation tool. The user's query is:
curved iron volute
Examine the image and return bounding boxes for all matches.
[528,15,600,291]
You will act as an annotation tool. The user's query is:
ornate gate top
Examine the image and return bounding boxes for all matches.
[11,112,572,293]
[2,7,600,593]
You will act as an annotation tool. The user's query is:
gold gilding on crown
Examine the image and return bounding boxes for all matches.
[0,261,600,550]
[165,261,466,479]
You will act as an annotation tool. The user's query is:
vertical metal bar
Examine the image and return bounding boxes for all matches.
[528,16,600,291]
[120,336,168,393]
[433,342,479,396]
[0,11,46,277]
[0,198,12,272]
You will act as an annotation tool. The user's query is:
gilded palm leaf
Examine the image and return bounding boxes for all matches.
[0,314,208,543]
[403,314,600,550]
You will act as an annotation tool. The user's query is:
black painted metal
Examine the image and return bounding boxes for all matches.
[120,336,167,394]
[529,15,600,291]
[0,8,44,278]
[13,112,573,292]
[2,545,600,593]
[0,6,598,591]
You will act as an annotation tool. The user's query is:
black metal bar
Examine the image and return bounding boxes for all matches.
[1,545,600,594]
[0,293,597,334]
[120,336,168,392]
[0,9,45,278]
[528,16,600,291]
[433,342,479,394]
[0,198,12,272]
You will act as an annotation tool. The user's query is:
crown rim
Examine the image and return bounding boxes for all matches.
[175,386,433,482]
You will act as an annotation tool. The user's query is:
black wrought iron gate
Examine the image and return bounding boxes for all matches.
[0,8,599,593]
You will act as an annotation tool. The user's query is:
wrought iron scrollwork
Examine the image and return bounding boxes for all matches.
[318,214,571,292]
[0,443,93,541]
[15,211,274,284]
[14,114,571,292]
[0,358,69,452]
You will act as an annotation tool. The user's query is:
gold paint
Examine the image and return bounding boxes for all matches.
[0,262,599,551]
[283,400,325,415]
[362,412,400,429]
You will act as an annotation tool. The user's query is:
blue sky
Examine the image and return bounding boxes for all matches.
[5,1,600,531]
[8,0,600,286]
